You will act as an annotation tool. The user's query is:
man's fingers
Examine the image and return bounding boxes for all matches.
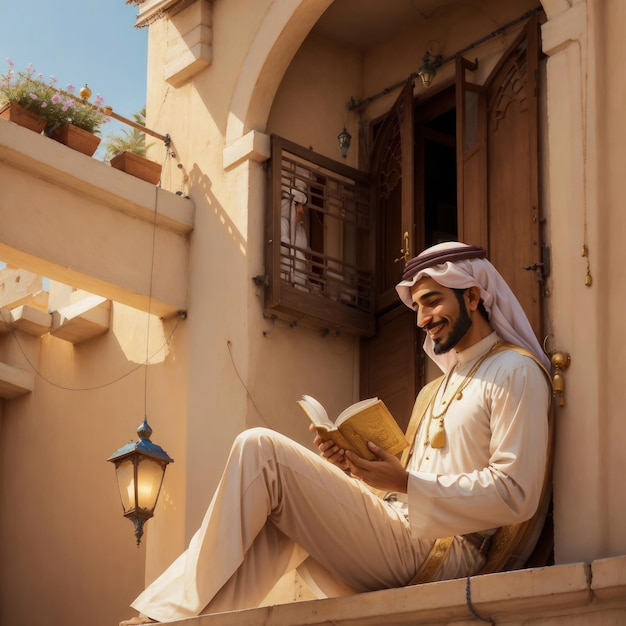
[344,450,373,473]
[320,439,339,456]
[367,441,393,461]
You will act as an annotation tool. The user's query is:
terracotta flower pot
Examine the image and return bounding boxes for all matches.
[110,151,162,185]
[0,101,46,133]
[48,123,101,156]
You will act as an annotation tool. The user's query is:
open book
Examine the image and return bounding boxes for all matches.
[297,395,409,461]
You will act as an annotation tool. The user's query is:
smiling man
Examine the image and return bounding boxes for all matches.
[414,278,478,354]
[382,242,552,561]
[121,241,552,625]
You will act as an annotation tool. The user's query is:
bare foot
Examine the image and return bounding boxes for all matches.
[119,614,157,625]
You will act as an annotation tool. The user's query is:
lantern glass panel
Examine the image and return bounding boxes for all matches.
[137,458,164,510]
[116,458,136,513]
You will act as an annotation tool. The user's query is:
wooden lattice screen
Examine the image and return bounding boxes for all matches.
[265,136,375,336]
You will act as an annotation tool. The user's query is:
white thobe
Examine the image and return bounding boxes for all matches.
[390,332,550,539]
[280,215,308,287]
[130,333,549,621]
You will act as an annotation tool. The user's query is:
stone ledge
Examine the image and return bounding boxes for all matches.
[0,361,35,399]
[10,305,52,337]
[591,554,626,601]
[157,560,619,626]
[50,295,111,344]
[0,121,193,318]
[0,120,194,236]
[223,130,270,171]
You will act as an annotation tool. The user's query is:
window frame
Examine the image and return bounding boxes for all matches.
[265,135,375,336]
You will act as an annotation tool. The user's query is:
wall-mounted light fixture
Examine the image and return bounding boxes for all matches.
[108,418,173,545]
[338,127,351,158]
[347,6,540,111]
[417,52,443,89]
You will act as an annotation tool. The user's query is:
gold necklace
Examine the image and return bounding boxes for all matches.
[425,340,503,449]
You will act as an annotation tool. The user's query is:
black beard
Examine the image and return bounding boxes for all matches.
[432,295,472,354]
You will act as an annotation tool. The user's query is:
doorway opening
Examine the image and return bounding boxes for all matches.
[360,88,459,431]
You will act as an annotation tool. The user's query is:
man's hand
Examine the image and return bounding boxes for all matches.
[310,424,350,472]
[344,442,409,493]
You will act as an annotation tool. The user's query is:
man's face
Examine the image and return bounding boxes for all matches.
[294,201,305,222]
[410,276,472,354]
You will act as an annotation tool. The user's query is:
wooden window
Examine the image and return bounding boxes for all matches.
[265,135,375,336]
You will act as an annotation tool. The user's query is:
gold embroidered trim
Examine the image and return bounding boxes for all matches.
[409,536,454,584]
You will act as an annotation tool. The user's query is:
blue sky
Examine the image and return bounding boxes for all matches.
[0,0,149,157]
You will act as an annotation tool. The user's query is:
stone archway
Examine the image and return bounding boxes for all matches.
[225,0,564,147]
[540,0,574,21]
[225,0,332,145]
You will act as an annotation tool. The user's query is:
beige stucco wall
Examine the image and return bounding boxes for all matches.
[0,114,194,625]
[541,0,626,565]
[140,0,626,596]
[2,1,626,625]
[0,301,188,625]
[139,1,361,581]
[599,0,626,557]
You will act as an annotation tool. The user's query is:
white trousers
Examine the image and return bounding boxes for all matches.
[131,428,480,622]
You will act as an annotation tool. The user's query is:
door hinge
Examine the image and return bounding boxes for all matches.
[523,245,550,282]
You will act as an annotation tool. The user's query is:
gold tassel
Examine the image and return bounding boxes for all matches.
[430,420,446,449]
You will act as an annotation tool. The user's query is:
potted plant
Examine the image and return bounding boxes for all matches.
[43,82,109,156]
[0,59,53,133]
[0,59,109,156]
[104,107,162,185]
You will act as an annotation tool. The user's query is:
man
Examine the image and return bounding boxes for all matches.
[121,241,551,625]
[280,183,309,288]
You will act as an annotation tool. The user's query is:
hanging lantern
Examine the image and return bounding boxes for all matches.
[417,52,443,88]
[107,418,173,546]
[337,127,352,158]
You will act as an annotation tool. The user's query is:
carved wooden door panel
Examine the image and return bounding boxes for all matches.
[457,14,543,336]
[360,81,418,432]
[372,80,415,313]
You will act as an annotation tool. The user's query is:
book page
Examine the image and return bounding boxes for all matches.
[335,397,379,426]
[297,395,334,429]
[297,395,408,461]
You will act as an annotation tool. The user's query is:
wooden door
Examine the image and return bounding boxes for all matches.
[362,14,543,427]
[360,81,418,431]
[361,86,459,429]
[457,14,543,335]
[372,80,415,313]
[360,306,419,433]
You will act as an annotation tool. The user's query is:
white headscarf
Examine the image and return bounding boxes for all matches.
[396,241,550,373]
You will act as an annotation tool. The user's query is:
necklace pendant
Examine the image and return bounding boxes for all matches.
[430,420,446,449]
[456,391,463,401]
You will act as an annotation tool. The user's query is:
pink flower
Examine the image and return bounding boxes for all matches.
[49,75,57,84]
[94,95,104,107]
[62,99,73,112]
[7,58,14,67]
[41,102,47,108]
[66,83,75,93]
[37,73,43,80]
[51,93,61,104]
[26,63,34,75]
[29,92,38,100]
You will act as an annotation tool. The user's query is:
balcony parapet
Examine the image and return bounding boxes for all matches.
[0,121,194,318]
